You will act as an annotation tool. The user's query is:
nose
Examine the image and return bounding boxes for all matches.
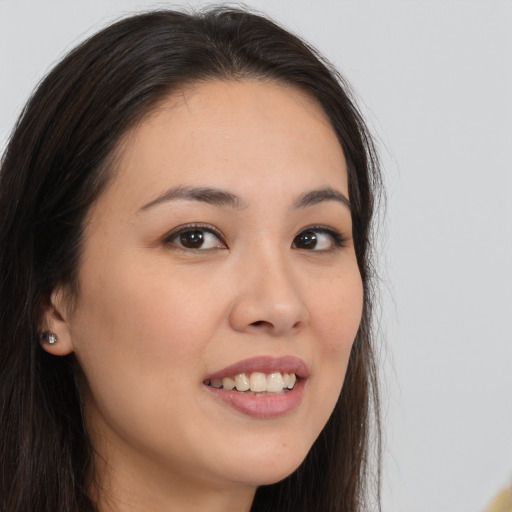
[228,252,310,337]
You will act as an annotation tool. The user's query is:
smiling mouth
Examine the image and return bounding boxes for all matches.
[204,371,297,394]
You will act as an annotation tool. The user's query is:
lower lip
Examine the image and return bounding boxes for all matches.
[204,379,306,418]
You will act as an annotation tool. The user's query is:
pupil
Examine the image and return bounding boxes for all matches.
[296,231,317,249]
[180,230,204,248]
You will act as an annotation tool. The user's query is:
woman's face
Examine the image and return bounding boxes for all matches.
[51,80,363,501]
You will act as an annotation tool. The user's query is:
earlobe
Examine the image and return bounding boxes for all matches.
[39,287,75,356]
[41,331,58,345]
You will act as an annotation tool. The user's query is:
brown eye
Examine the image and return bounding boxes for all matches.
[293,231,318,250]
[165,226,227,250]
[292,227,345,251]
[180,230,205,249]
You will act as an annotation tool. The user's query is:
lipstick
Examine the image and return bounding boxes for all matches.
[203,356,308,419]
[205,355,308,381]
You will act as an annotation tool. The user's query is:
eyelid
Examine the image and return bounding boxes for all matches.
[293,224,348,250]
[162,223,227,249]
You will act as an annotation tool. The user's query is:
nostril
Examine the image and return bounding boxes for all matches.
[249,319,304,331]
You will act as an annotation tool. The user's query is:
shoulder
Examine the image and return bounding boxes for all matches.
[483,484,512,512]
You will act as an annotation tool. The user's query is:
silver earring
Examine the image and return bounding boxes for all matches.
[41,331,57,344]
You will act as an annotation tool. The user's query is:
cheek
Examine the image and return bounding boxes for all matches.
[314,269,364,354]
[74,252,219,346]
[307,268,363,409]
[69,264,220,457]
[69,255,233,419]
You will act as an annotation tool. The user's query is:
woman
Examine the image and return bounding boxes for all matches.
[0,7,382,512]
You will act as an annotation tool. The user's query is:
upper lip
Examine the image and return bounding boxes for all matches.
[205,356,309,381]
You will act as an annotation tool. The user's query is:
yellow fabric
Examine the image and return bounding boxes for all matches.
[483,485,512,512]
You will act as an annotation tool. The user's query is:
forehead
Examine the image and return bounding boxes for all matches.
[101,79,348,213]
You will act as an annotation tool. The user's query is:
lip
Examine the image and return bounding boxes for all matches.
[203,356,308,419]
[205,355,309,381]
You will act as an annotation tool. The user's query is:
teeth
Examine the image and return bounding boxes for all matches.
[267,372,285,392]
[208,371,297,393]
[249,372,267,392]
[234,373,250,391]
[286,373,296,389]
[222,376,235,390]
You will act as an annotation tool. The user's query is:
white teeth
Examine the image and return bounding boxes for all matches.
[211,379,223,388]
[282,372,296,389]
[222,376,235,390]
[267,372,285,392]
[209,371,297,393]
[234,373,250,391]
[249,372,267,392]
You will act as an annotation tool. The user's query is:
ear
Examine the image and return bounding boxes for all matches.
[39,287,75,356]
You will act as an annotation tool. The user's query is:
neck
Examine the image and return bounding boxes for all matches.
[95,477,256,512]
[88,432,256,512]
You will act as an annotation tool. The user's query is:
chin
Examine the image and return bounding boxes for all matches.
[224,439,311,487]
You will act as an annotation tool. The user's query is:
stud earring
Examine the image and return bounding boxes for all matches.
[41,331,57,344]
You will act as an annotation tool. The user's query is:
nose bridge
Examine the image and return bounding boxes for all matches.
[229,241,309,335]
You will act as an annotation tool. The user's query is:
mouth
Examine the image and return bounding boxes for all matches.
[204,371,297,395]
[202,356,308,418]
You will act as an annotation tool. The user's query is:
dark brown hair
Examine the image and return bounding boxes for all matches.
[0,7,382,512]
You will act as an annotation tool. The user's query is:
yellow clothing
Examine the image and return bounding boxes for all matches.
[483,485,512,512]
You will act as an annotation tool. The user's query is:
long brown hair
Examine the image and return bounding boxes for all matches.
[0,7,382,511]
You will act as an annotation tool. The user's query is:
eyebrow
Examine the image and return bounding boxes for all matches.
[138,185,351,212]
[138,185,248,212]
[292,187,351,210]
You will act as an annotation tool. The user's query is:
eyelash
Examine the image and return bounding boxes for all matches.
[292,225,348,252]
[162,223,347,252]
[163,223,227,250]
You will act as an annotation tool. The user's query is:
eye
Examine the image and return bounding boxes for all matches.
[292,227,346,251]
[164,225,227,250]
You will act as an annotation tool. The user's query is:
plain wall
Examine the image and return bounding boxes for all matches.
[1,1,511,511]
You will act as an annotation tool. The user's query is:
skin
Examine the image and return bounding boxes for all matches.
[43,79,364,512]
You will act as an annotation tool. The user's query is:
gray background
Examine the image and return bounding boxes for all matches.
[1,1,511,511]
